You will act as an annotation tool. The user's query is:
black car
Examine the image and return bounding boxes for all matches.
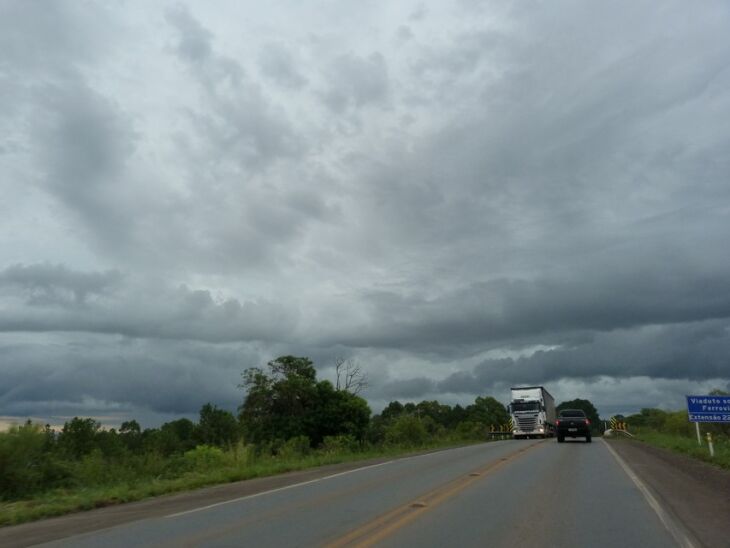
[556,409,592,443]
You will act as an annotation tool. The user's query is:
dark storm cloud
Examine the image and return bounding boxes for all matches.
[0,264,122,305]
[440,320,730,393]
[0,264,296,343]
[370,320,730,402]
[323,255,730,350]
[381,377,437,399]
[0,336,255,423]
[3,1,730,424]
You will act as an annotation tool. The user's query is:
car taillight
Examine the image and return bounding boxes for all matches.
[585,419,591,425]
[555,420,560,426]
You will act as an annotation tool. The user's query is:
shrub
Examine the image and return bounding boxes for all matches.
[385,415,429,447]
[229,441,256,466]
[183,445,225,471]
[278,436,311,459]
[57,418,101,459]
[0,422,48,498]
[74,449,109,486]
[321,435,360,453]
[454,421,485,440]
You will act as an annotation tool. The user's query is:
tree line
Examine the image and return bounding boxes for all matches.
[1,355,621,503]
[0,356,514,500]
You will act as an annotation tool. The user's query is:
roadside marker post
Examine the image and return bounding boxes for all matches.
[706,433,715,458]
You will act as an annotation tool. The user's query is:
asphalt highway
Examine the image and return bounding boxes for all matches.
[29,438,687,548]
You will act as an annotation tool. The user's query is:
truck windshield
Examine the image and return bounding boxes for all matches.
[512,402,540,412]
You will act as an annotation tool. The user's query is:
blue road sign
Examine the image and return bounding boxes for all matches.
[686,395,730,423]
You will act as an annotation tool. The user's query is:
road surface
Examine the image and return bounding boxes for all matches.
[6,439,695,547]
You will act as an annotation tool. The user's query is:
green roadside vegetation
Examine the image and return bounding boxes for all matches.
[0,356,511,527]
[0,434,486,527]
[623,398,730,470]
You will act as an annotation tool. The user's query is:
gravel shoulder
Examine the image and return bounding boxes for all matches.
[608,438,730,548]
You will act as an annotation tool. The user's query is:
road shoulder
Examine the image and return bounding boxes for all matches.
[607,438,730,548]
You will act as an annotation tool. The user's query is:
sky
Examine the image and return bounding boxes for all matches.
[2,0,730,428]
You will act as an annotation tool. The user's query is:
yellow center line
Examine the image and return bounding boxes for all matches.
[325,440,547,548]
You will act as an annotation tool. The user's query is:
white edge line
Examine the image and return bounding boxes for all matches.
[165,459,395,518]
[601,439,697,548]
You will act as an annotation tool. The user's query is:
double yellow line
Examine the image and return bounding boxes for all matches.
[325,440,546,547]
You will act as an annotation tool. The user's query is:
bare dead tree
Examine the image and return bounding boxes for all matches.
[334,357,369,395]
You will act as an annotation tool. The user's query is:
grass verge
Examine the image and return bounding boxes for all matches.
[633,430,730,470]
[0,438,487,528]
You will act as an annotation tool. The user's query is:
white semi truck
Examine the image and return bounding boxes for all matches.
[509,386,556,439]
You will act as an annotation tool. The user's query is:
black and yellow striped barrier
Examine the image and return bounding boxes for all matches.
[610,417,629,431]
[486,422,514,437]
[608,417,634,437]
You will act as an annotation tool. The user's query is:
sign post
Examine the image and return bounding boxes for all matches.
[686,395,730,454]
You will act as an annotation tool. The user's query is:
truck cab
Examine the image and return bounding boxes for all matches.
[509,386,556,439]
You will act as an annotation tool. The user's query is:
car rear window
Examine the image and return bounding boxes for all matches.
[559,410,586,417]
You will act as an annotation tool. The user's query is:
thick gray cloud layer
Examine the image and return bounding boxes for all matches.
[2,1,730,426]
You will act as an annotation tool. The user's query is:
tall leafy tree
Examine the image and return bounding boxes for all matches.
[465,396,509,427]
[238,356,370,445]
[311,380,370,444]
[159,418,197,454]
[58,417,101,459]
[415,400,453,428]
[119,420,142,452]
[380,401,405,421]
[195,403,240,447]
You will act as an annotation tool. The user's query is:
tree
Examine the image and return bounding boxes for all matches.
[448,404,468,428]
[58,417,101,459]
[380,401,405,421]
[119,420,142,452]
[96,429,125,458]
[158,418,197,454]
[415,400,453,428]
[238,356,371,445]
[385,415,428,446]
[465,396,509,427]
[334,357,369,395]
[626,408,667,429]
[556,399,600,430]
[195,403,240,447]
[310,381,371,445]
[239,356,320,443]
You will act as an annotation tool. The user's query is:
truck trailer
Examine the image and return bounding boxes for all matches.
[509,386,556,439]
